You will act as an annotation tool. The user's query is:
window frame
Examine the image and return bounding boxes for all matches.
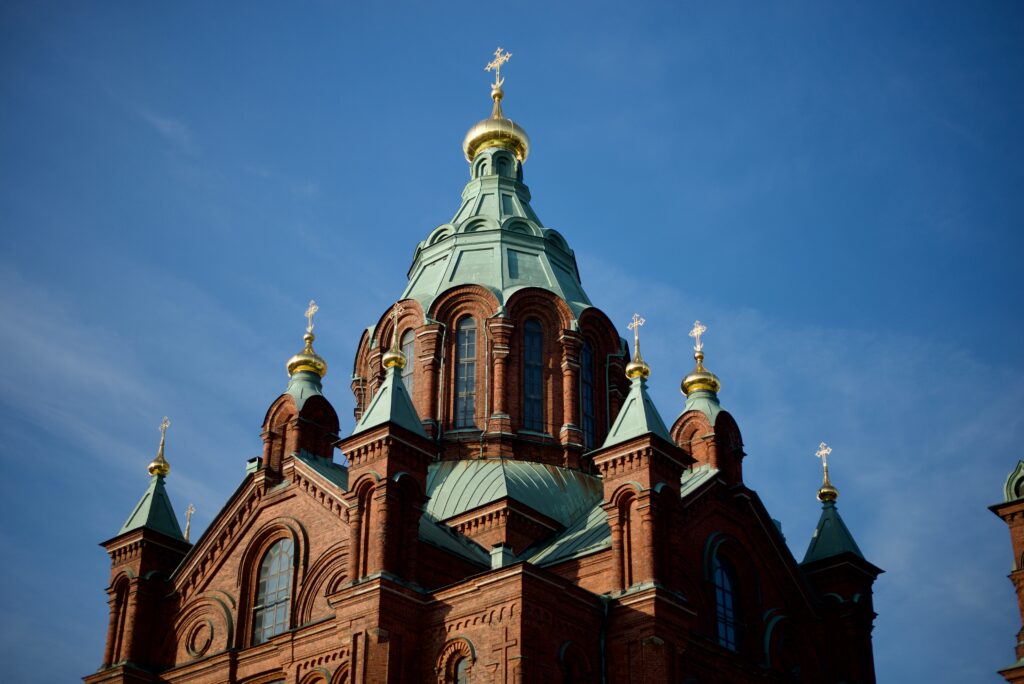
[251,537,295,645]
[454,317,477,429]
[400,329,415,395]
[522,318,544,432]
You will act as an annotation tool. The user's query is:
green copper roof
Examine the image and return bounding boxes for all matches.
[118,474,185,541]
[424,459,602,527]
[602,376,672,448]
[351,366,427,437]
[801,501,864,564]
[401,147,592,318]
[1004,460,1024,502]
[680,388,723,425]
[295,450,348,490]
[285,370,324,411]
[528,503,611,566]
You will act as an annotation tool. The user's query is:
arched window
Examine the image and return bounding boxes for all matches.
[453,657,469,684]
[252,538,294,645]
[400,329,415,395]
[523,319,544,431]
[713,555,738,651]
[580,342,595,449]
[455,318,477,428]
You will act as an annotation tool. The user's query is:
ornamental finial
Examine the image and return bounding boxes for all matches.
[485,47,512,89]
[382,302,408,370]
[184,503,195,542]
[816,441,839,502]
[286,299,328,377]
[681,319,721,395]
[625,313,650,380]
[305,300,319,334]
[148,416,171,476]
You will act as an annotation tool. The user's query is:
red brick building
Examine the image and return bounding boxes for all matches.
[86,69,882,684]
[992,462,1024,682]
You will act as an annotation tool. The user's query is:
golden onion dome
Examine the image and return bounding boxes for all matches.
[817,478,839,503]
[463,83,530,163]
[681,351,722,395]
[286,331,328,378]
[382,346,406,370]
[625,355,651,380]
[148,417,171,476]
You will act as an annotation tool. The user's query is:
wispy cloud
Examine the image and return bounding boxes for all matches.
[139,108,200,155]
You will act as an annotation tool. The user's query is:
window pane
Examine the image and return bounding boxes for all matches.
[523,320,543,431]
[580,343,595,449]
[252,538,294,644]
[401,330,415,394]
[455,319,476,428]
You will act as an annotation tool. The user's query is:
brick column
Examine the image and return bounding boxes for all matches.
[604,502,624,591]
[488,319,514,433]
[369,485,390,575]
[559,330,583,446]
[348,508,362,580]
[418,324,442,437]
[637,492,656,583]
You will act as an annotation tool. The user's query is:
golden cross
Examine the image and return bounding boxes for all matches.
[389,302,405,349]
[485,47,512,87]
[159,416,170,439]
[184,503,195,542]
[305,300,319,334]
[627,313,645,354]
[816,442,833,471]
[689,320,707,352]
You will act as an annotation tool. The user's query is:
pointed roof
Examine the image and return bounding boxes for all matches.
[118,474,185,541]
[351,366,428,438]
[801,500,864,564]
[285,369,324,412]
[602,375,672,449]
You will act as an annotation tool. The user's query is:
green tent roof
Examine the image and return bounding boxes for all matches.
[680,388,723,425]
[601,375,672,449]
[351,365,427,438]
[118,474,185,541]
[285,369,324,411]
[802,500,864,564]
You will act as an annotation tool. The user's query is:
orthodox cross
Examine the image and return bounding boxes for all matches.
[628,313,645,355]
[485,47,512,87]
[389,302,405,349]
[305,300,319,334]
[816,441,833,474]
[184,503,195,542]
[689,320,707,352]
[159,416,170,441]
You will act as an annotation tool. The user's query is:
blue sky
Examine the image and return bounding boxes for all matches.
[2,2,1022,681]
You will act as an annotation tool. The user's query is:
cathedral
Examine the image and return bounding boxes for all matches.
[992,462,1024,683]
[86,52,882,684]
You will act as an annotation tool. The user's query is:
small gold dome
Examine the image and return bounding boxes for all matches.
[463,84,530,163]
[382,347,406,370]
[286,332,328,378]
[148,454,170,477]
[817,480,839,503]
[625,357,650,380]
[681,351,721,395]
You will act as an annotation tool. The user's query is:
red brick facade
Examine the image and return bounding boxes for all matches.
[992,495,1024,682]
[87,275,881,683]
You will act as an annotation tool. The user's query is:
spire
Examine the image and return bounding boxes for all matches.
[681,320,723,424]
[285,300,327,410]
[602,314,671,448]
[352,302,426,438]
[118,418,185,541]
[802,442,863,564]
[463,47,530,162]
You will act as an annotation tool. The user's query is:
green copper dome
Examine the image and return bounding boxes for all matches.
[401,140,592,318]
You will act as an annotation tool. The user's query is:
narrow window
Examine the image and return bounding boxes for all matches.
[713,556,738,651]
[454,658,469,684]
[580,342,595,449]
[455,318,477,428]
[400,329,415,395]
[252,538,294,645]
[523,319,544,431]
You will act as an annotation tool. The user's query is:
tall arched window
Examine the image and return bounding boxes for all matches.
[252,538,294,645]
[453,657,469,684]
[400,329,415,395]
[455,318,477,428]
[580,342,595,449]
[713,555,738,651]
[523,319,544,431]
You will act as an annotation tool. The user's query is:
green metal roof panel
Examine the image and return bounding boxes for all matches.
[418,515,490,565]
[680,464,719,499]
[680,389,722,426]
[801,501,865,564]
[601,376,672,449]
[285,370,324,412]
[351,366,427,438]
[528,503,611,566]
[296,450,348,491]
[424,459,602,527]
[118,474,185,541]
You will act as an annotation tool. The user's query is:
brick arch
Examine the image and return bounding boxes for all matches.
[703,531,761,655]
[171,593,234,665]
[333,662,351,684]
[298,668,331,684]
[261,393,298,474]
[295,541,348,626]
[350,326,373,421]
[577,307,628,445]
[672,411,716,465]
[435,637,476,684]
[559,640,595,684]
